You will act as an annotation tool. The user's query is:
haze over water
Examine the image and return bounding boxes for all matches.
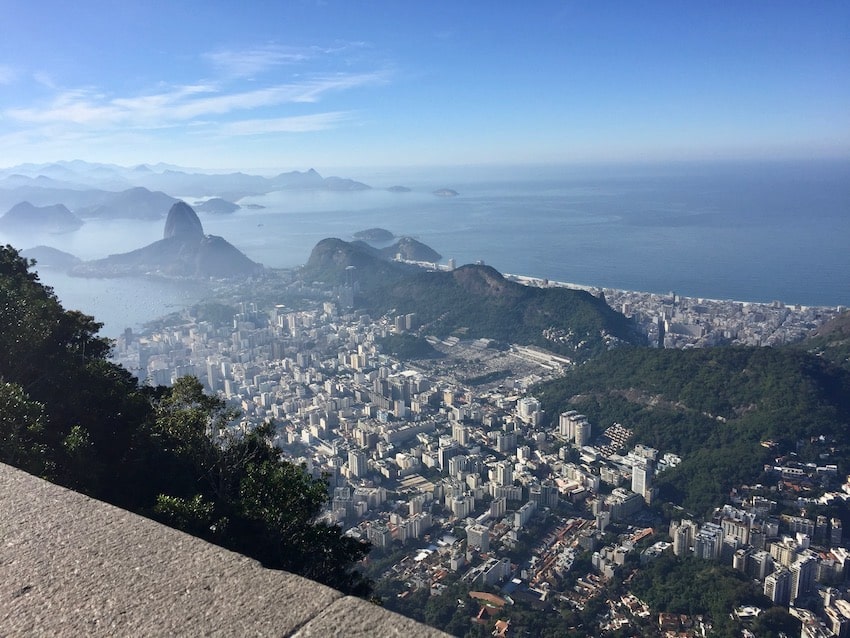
[5,159,847,338]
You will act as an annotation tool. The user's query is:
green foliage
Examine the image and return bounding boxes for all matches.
[302,239,643,359]
[190,301,237,327]
[631,554,765,633]
[0,245,110,390]
[367,265,643,359]
[0,382,47,473]
[376,333,440,359]
[0,244,150,493]
[0,245,370,596]
[749,606,802,638]
[153,494,218,536]
[536,346,850,514]
[142,380,372,594]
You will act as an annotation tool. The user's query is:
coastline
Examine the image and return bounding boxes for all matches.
[403,259,845,312]
[394,259,843,349]
[505,273,844,312]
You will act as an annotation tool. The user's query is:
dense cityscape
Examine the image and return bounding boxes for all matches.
[2,2,848,635]
[109,263,848,637]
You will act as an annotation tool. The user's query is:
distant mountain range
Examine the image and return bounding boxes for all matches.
[0,160,368,197]
[0,161,372,220]
[70,201,261,279]
[75,187,178,220]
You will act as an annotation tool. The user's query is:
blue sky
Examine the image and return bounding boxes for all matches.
[1,1,848,171]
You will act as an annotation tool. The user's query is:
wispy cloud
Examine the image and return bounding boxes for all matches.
[4,72,386,128]
[0,42,389,165]
[205,45,312,78]
[0,65,17,85]
[204,42,369,79]
[33,71,56,89]
[221,111,354,135]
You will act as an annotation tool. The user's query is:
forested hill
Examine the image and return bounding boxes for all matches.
[535,346,850,515]
[370,264,644,358]
[303,238,644,359]
[796,309,850,372]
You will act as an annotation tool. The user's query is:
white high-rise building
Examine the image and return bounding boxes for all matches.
[452,422,469,446]
[764,568,791,605]
[631,459,654,503]
[790,555,817,604]
[467,524,490,552]
[495,461,513,487]
[574,420,592,447]
[348,449,367,479]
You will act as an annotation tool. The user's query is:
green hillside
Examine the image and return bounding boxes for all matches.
[371,264,644,358]
[796,309,850,371]
[536,345,850,514]
[303,238,645,359]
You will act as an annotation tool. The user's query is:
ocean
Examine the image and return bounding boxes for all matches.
[3,159,848,337]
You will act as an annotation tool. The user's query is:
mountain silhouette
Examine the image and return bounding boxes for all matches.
[71,202,261,279]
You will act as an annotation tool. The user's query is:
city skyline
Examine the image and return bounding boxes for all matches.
[1,1,848,171]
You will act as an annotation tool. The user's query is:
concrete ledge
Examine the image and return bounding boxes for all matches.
[0,463,450,637]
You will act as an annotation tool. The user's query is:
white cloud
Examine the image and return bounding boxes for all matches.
[33,71,56,89]
[221,111,354,135]
[204,42,370,78]
[0,45,389,166]
[205,45,314,78]
[4,72,386,128]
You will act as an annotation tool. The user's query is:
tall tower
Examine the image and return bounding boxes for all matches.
[631,459,654,503]
[348,449,367,479]
[467,524,490,552]
[790,555,817,604]
[764,568,791,606]
[495,461,513,487]
[670,520,697,557]
[574,420,591,447]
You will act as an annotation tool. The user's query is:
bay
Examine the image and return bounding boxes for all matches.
[3,159,848,337]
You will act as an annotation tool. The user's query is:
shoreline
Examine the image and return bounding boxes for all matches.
[504,273,845,312]
[407,259,846,312]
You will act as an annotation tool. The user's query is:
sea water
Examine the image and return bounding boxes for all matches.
[3,159,848,337]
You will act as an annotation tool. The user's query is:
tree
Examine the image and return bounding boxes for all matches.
[0,245,371,596]
[0,382,47,473]
[145,377,371,595]
[750,606,802,638]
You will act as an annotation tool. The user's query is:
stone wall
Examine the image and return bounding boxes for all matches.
[0,463,450,637]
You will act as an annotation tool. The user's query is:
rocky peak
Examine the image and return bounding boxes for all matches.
[163,201,204,240]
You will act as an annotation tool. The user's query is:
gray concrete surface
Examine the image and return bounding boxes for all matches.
[0,463,451,637]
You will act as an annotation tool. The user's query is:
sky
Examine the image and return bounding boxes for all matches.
[1,1,848,171]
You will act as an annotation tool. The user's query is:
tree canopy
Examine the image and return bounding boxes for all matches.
[0,244,369,595]
[536,345,850,514]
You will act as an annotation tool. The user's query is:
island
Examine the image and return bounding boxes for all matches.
[432,188,458,197]
[353,227,395,242]
[21,245,81,269]
[194,198,240,214]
